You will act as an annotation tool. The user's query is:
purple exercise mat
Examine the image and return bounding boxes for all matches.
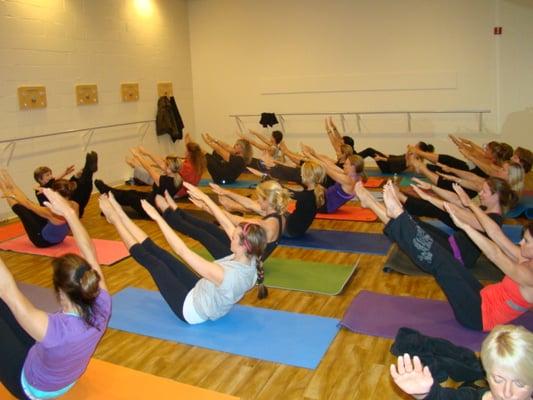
[340,290,533,351]
[18,282,60,313]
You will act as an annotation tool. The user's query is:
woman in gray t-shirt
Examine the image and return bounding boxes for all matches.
[100,189,268,324]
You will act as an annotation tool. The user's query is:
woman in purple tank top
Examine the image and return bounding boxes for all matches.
[0,170,78,247]
[0,189,111,399]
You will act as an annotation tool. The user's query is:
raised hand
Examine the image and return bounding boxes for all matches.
[98,194,117,224]
[390,354,434,400]
[452,183,472,207]
[444,202,469,230]
[64,165,76,175]
[140,199,161,221]
[411,177,432,191]
[183,182,208,202]
[209,183,227,196]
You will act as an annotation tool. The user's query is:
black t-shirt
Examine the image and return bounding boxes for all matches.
[151,175,179,201]
[424,381,488,400]
[286,189,317,237]
[220,155,245,183]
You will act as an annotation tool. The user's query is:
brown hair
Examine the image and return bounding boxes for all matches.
[235,139,253,165]
[33,166,52,183]
[238,223,268,299]
[485,177,518,212]
[51,179,76,199]
[186,141,207,176]
[514,147,533,173]
[52,253,101,327]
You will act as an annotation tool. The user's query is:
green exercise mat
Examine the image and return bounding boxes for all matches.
[196,248,359,295]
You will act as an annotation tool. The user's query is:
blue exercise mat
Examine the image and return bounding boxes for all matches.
[109,287,339,369]
[506,195,533,219]
[199,179,258,189]
[426,220,523,244]
[280,229,392,255]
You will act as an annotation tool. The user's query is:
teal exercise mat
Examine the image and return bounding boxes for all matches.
[109,287,339,369]
[198,179,258,189]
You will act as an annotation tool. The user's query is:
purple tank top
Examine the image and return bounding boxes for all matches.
[325,182,354,213]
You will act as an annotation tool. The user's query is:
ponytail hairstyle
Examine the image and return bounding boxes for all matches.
[513,147,533,173]
[235,138,253,165]
[255,180,290,214]
[186,141,207,175]
[52,253,101,327]
[342,136,355,153]
[505,161,525,194]
[238,222,268,299]
[485,177,518,212]
[300,161,326,208]
[51,179,76,199]
[417,141,434,153]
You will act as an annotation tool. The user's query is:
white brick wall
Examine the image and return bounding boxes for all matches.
[0,0,195,220]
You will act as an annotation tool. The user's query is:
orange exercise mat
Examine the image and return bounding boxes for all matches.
[0,221,25,242]
[287,203,377,221]
[0,358,239,400]
[362,177,385,188]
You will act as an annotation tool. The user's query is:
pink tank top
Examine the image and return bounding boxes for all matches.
[481,276,533,331]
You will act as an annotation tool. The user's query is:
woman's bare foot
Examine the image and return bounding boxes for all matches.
[354,181,374,209]
[163,190,178,211]
[98,195,118,224]
[383,182,404,219]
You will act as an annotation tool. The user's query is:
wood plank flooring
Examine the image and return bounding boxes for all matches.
[2,172,531,399]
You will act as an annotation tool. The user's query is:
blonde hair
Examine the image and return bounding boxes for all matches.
[165,155,184,188]
[481,325,533,385]
[300,161,326,208]
[235,138,253,165]
[506,161,525,194]
[256,180,290,214]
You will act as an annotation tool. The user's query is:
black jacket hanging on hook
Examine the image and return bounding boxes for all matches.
[156,96,184,142]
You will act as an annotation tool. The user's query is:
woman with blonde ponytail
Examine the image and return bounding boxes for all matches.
[101,188,268,322]
[0,189,110,400]
[284,161,326,238]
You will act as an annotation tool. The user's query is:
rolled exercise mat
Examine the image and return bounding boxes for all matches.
[199,179,258,189]
[0,358,239,400]
[340,290,533,351]
[0,235,129,266]
[109,287,339,369]
[280,230,392,255]
[382,244,504,282]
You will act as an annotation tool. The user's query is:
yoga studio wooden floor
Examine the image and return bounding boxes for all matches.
[3,171,532,400]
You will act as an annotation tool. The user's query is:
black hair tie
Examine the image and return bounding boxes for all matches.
[74,265,91,283]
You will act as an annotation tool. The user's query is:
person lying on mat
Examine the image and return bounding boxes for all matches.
[356,141,434,175]
[360,180,533,331]
[384,177,518,269]
[33,151,98,218]
[0,169,78,248]
[126,134,206,198]
[94,146,182,219]
[301,145,365,214]
[159,180,287,265]
[100,190,268,323]
[410,155,525,199]
[202,133,253,184]
[0,188,110,400]
[218,162,325,239]
[391,324,533,400]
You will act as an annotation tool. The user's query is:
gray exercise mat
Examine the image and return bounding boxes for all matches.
[383,244,504,282]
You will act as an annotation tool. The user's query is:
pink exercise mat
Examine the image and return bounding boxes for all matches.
[0,235,129,265]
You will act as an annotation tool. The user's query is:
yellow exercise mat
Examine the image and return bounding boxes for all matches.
[0,358,239,400]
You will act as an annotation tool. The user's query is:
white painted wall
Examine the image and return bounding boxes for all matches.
[0,0,194,219]
[188,0,532,160]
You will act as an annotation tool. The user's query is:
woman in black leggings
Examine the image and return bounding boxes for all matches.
[0,170,78,248]
[202,134,253,184]
[94,147,182,218]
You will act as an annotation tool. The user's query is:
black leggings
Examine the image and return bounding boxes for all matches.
[384,212,483,330]
[0,300,33,400]
[11,204,56,248]
[436,176,478,199]
[205,153,243,184]
[358,148,407,173]
[110,188,152,219]
[70,164,95,218]
[267,165,302,184]
[130,238,200,322]
[162,208,233,260]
